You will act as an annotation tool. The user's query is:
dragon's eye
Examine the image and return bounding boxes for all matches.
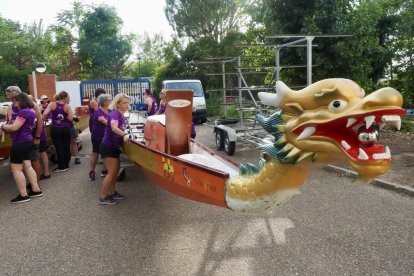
[328,100,347,112]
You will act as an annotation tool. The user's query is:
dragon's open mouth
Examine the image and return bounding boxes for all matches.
[294,108,406,162]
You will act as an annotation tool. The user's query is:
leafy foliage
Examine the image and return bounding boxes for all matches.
[165,0,246,41]
[78,5,133,79]
[0,0,413,110]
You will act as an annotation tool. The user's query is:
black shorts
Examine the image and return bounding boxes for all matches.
[100,143,121,159]
[39,140,47,153]
[28,144,40,161]
[10,141,33,164]
[91,138,102,153]
[70,125,79,140]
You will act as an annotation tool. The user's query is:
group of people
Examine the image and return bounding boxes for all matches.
[0,86,81,203]
[145,88,196,138]
[87,88,130,205]
[1,85,195,205]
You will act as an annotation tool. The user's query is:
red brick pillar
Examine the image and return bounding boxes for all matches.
[28,74,57,101]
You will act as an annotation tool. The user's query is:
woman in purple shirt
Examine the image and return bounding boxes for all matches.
[38,95,51,179]
[99,93,130,205]
[0,93,42,203]
[144,88,158,116]
[89,94,111,181]
[89,88,106,133]
[156,89,167,115]
[43,91,74,172]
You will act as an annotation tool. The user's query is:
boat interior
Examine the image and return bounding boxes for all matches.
[126,90,239,177]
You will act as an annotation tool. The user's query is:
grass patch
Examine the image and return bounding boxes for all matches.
[400,118,414,132]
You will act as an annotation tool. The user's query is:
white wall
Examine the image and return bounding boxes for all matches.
[56,81,82,111]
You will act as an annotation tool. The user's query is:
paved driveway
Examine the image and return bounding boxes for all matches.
[0,126,412,275]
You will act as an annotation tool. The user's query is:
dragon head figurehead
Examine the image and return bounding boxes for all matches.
[258,78,405,181]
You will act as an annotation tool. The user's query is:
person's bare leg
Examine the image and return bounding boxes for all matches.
[90,152,99,171]
[71,138,81,164]
[71,139,79,157]
[11,163,28,196]
[31,160,41,183]
[40,152,50,176]
[23,161,41,192]
[101,157,119,198]
[108,158,120,195]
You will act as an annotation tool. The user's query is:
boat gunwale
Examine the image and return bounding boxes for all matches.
[126,138,240,179]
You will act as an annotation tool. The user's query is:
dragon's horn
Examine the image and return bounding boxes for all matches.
[258,81,292,108]
[258,92,277,107]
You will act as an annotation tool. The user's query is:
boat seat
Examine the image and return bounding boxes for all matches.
[143,115,166,152]
[178,153,239,177]
[147,114,165,125]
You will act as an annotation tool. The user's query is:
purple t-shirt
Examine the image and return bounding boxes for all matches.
[89,104,96,122]
[8,103,19,140]
[39,122,47,141]
[12,108,36,144]
[102,109,126,148]
[11,103,19,122]
[51,102,70,127]
[91,107,109,141]
[158,103,166,115]
[37,104,49,141]
[148,97,158,116]
[41,103,52,120]
[31,109,47,142]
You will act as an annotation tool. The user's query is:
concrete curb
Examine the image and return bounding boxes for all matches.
[324,165,414,197]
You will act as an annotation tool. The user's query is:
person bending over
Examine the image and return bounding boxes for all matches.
[0,93,42,203]
[144,88,158,116]
[89,88,106,133]
[89,94,111,181]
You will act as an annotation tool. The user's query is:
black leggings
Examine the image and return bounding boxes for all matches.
[51,126,71,169]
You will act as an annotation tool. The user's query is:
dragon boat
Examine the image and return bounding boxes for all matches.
[0,106,89,159]
[123,79,405,212]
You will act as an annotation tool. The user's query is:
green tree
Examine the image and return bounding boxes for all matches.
[165,0,246,41]
[78,5,133,79]
[0,17,52,93]
[248,0,407,91]
[124,33,182,79]
[391,0,414,107]
[48,1,87,80]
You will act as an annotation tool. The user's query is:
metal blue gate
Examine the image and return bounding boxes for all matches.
[80,79,151,106]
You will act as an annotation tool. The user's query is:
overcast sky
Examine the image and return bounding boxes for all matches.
[0,0,174,38]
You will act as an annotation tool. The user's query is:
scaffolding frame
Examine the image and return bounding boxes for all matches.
[203,34,353,155]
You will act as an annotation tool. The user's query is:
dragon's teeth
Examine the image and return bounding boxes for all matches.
[358,148,369,160]
[394,119,401,130]
[381,115,401,130]
[296,127,315,141]
[365,115,376,129]
[381,115,400,122]
[341,140,351,150]
[373,152,391,160]
[346,118,357,128]
[372,146,392,160]
[379,123,386,129]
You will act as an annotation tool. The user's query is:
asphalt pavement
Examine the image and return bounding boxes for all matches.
[0,125,413,275]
